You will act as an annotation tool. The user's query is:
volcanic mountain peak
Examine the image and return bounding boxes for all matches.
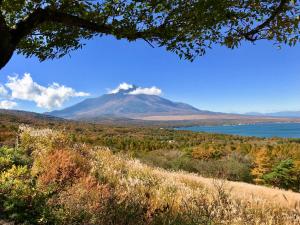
[47,84,215,120]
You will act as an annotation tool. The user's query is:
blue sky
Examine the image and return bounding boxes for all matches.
[0,36,299,114]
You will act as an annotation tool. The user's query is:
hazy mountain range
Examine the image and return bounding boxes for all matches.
[245,111,300,118]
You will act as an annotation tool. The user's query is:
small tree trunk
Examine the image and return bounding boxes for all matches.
[0,29,15,70]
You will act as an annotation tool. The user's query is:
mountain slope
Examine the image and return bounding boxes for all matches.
[48,88,215,119]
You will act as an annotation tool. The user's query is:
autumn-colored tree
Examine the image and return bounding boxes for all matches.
[192,144,225,160]
[251,147,273,184]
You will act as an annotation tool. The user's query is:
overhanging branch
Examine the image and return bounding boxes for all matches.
[11,8,113,44]
[11,7,163,46]
[243,0,288,41]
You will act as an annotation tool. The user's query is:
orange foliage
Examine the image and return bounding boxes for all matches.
[55,176,112,217]
[36,149,90,189]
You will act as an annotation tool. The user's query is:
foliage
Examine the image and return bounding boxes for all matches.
[0,146,31,172]
[0,148,49,224]
[0,0,300,69]
[192,143,226,160]
[264,159,297,190]
[251,146,273,184]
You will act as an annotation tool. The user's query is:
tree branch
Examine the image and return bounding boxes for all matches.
[11,8,113,44]
[11,7,162,46]
[243,0,288,41]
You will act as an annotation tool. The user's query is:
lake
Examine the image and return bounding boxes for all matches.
[177,123,300,138]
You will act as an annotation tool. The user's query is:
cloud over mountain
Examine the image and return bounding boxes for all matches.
[1,73,90,109]
[108,82,162,96]
[108,82,134,94]
[129,86,162,95]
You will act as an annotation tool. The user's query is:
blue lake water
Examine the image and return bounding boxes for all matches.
[177,123,300,138]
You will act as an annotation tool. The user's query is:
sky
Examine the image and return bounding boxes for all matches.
[0,35,299,114]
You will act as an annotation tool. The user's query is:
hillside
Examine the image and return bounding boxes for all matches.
[1,126,300,224]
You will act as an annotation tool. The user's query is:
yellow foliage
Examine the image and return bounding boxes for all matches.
[192,144,224,160]
[251,147,273,184]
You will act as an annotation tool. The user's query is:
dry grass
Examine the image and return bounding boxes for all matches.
[94,150,300,210]
[91,150,300,224]
[19,126,300,224]
[173,173,300,210]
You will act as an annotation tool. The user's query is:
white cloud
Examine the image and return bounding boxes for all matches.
[0,100,17,109]
[108,82,162,96]
[0,84,8,97]
[5,73,89,109]
[108,82,133,94]
[129,86,162,96]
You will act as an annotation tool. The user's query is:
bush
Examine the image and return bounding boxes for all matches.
[0,165,49,224]
[50,176,112,225]
[0,147,31,172]
[264,159,296,190]
[32,149,91,192]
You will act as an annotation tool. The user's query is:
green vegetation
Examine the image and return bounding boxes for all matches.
[1,1,300,69]
[263,159,298,189]
[1,126,300,224]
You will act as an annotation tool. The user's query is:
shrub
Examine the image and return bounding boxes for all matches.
[0,147,31,172]
[264,159,296,190]
[50,176,112,225]
[0,165,48,224]
[33,148,91,192]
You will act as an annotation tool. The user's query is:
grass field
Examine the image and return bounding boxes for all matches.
[1,126,300,224]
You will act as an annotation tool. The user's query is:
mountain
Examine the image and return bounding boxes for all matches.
[0,109,64,122]
[245,111,300,118]
[48,86,216,120]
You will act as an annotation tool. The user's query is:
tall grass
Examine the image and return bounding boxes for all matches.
[3,125,299,224]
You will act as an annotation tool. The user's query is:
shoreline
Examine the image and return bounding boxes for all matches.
[175,122,300,139]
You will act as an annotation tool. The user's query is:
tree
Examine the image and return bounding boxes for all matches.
[263,159,296,190]
[0,0,299,70]
[251,147,273,184]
